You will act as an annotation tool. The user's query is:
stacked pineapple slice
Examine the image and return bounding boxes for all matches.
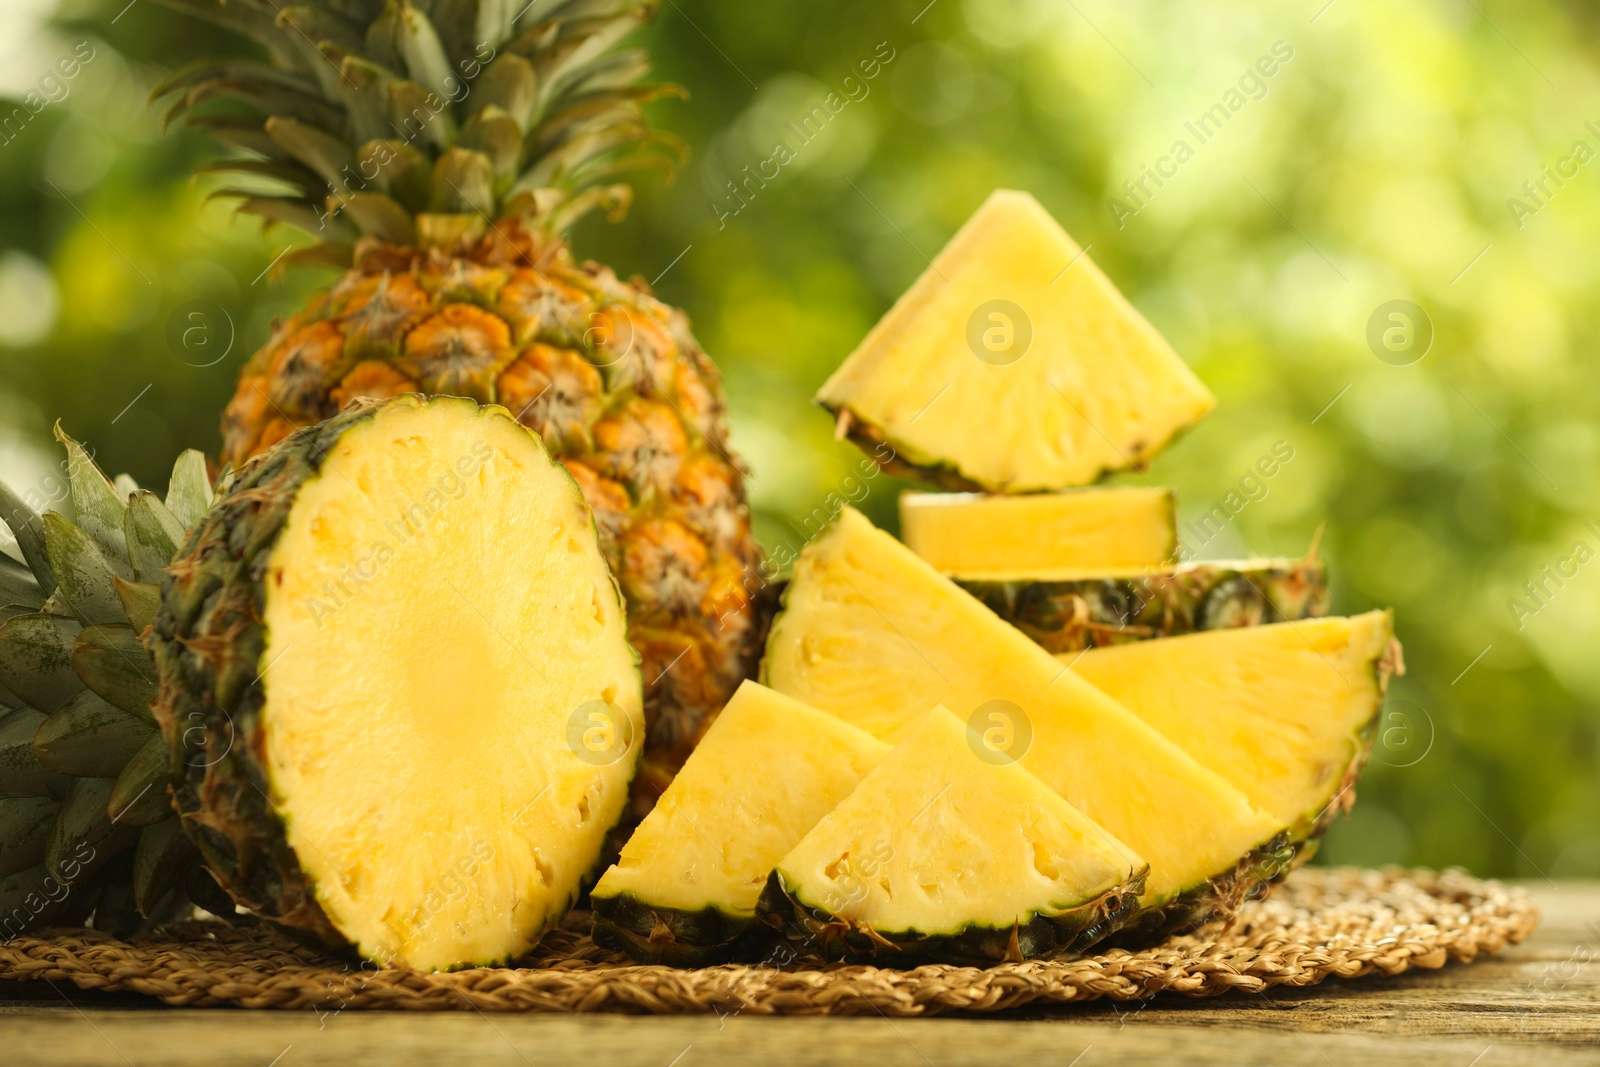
[592,188,1400,965]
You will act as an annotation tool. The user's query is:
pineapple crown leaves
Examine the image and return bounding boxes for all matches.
[0,429,217,897]
[148,0,687,267]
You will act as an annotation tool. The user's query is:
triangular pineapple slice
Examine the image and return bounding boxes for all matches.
[900,486,1176,580]
[1069,613,1401,837]
[817,190,1214,491]
[591,681,890,964]
[758,705,1145,964]
[763,508,1286,936]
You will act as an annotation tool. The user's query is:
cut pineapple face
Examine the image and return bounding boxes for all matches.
[765,704,1145,962]
[591,681,889,963]
[763,508,1281,911]
[899,487,1176,580]
[261,398,642,971]
[817,190,1214,491]
[1070,613,1397,833]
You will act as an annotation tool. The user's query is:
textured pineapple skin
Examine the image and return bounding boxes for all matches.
[754,868,1144,966]
[148,405,389,951]
[219,234,764,811]
[959,557,1329,655]
[590,891,772,966]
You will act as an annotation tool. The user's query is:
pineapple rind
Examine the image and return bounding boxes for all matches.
[959,555,1329,655]
[756,868,1143,966]
[591,892,773,966]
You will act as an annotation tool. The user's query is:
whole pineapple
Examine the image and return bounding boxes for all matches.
[0,430,231,935]
[153,0,764,804]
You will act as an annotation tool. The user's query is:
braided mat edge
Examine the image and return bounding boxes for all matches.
[0,867,1536,1015]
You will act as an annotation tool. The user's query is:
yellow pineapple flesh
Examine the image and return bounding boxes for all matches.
[818,190,1214,491]
[899,487,1176,579]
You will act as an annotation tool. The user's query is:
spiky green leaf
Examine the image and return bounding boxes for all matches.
[133,818,195,919]
[476,53,538,130]
[430,146,496,211]
[42,513,128,626]
[45,777,135,884]
[108,734,172,828]
[34,690,154,779]
[72,626,158,725]
[0,710,69,800]
[372,0,458,103]
[165,450,213,532]
[266,115,356,189]
[0,862,70,931]
[124,493,187,586]
[342,192,418,242]
[114,579,161,636]
[0,480,56,596]
[0,555,43,613]
[51,425,127,563]
[0,796,56,879]
[0,614,83,714]
[457,108,525,180]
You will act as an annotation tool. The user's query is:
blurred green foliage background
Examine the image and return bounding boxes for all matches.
[0,0,1595,878]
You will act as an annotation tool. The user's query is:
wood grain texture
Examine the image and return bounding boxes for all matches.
[0,881,1593,1066]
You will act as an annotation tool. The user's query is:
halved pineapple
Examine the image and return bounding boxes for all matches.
[758,704,1145,964]
[899,487,1175,579]
[149,396,643,970]
[763,508,1287,937]
[590,681,889,964]
[1069,613,1401,838]
[817,190,1214,491]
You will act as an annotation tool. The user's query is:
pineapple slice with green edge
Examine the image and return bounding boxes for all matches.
[899,487,1176,580]
[147,395,642,970]
[590,680,889,965]
[817,190,1214,492]
[762,508,1290,939]
[0,428,231,937]
[958,553,1328,654]
[756,704,1146,964]
[1069,612,1402,840]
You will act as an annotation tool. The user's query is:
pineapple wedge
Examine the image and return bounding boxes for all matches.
[900,487,1176,579]
[817,190,1214,491]
[763,509,1289,938]
[591,681,889,964]
[758,704,1146,964]
[1069,613,1402,838]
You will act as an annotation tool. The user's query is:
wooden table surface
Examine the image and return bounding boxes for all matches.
[1,881,1594,1067]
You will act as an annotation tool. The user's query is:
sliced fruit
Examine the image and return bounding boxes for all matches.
[148,395,643,970]
[763,508,1287,936]
[960,554,1328,654]
[899,487,1176,579]
[1069,612,1402,839]
[817,189,1214,491]
[591,681,890,964]
[757,704,1146,964]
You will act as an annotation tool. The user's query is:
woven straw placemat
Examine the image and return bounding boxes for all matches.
[0,867,1534,1015]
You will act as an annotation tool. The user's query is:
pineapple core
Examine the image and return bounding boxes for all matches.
[260,400,642,970]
